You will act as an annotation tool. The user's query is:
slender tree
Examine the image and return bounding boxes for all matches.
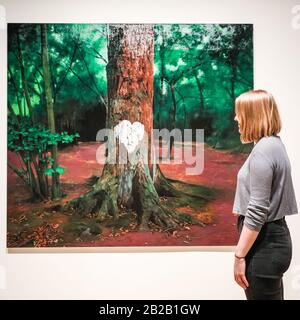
[193,71,205,112]
[16,25,35,124]
[158,25,167,129]
[41,24,62,199]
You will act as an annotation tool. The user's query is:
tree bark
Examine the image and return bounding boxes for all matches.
[230,58,237,120]
[41,24,62,199]
[158,26,167,129]
[194,72,205,112]
[8,67,23,118]
[16,26,34,123]
[168,84,177,157]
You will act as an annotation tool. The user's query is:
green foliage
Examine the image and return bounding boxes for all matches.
[8,23,107,124]
[55,166,65,174]
[8,115,79,199]
[44,168,54,176]
[153,24,253,147]
[44,166,65,176]
[8,23,252,151]
[8,116,79,159]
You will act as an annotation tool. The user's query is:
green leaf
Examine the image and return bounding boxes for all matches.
[45,168,54,176]
[55,166,65,174]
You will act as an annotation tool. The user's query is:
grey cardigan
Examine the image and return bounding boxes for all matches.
[233,135,298,231]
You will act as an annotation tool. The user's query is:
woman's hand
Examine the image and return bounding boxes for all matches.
[234,257,249,290]
[234,225,259,290]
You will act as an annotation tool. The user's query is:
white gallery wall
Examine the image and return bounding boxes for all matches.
[0,0,299,299]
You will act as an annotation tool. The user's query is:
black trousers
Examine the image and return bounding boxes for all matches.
[237,215,292,300]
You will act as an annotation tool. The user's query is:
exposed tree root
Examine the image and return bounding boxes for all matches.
[153,165,182,197]
[60,162,210,232]
[132,162,180,231]
[62,164,119,220]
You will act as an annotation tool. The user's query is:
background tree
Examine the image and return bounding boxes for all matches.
[153,24,253,149]
[41,24,62,199]
[8,24,80,201]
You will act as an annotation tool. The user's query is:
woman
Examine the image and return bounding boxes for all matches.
[232,89,298,300]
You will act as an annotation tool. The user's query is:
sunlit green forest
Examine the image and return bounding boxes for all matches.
[8,23,253,145]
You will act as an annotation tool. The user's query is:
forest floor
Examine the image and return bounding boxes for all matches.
[7,141,249,248]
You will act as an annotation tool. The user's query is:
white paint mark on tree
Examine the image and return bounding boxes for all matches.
[114,120,144,154]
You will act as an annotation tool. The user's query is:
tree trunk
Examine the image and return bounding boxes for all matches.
[16,26,34,123]
[8,67,23,118]
[194,72,205,112]
[168,84,177,158]
[229,50,238,121]
[64,24,188,231]
[41,24,62,199]
[230,63,237,119]
[158,26,167,129]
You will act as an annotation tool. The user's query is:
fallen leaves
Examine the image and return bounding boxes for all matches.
[9,214,27,224]
[32,223,62,247]
[7,223,62,247]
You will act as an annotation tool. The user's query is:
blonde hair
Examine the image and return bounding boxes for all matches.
[235,89,282,144]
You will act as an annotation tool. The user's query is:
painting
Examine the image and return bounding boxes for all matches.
[7,23,253,249]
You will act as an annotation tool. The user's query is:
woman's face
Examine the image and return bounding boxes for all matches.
[234,114,241,133]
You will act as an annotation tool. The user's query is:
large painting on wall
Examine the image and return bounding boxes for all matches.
[7,23,253,248]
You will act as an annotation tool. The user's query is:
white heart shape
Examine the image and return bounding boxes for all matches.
[114,120,144,153]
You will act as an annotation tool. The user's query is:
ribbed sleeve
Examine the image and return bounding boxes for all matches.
[244,151,274,231]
